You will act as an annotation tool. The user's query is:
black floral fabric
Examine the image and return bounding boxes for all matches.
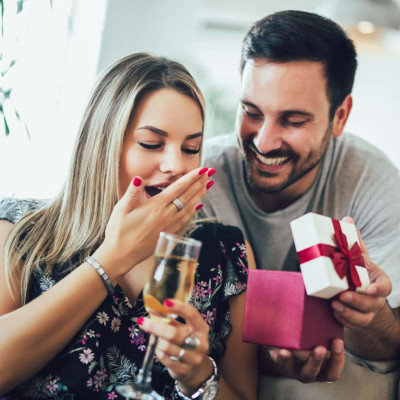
[0,198,249,400]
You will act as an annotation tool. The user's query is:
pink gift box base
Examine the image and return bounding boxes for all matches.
[243,270,343,350]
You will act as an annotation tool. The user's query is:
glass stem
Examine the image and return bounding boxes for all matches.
[134,334,159,390]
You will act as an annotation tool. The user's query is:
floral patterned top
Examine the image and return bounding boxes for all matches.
[0,198,249,400]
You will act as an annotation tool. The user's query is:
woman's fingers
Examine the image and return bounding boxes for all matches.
[117,176,144,213]
[137,301,209,352]
[100,168,215,273]
[159,167,213,208]
[164,300,209,335]
[165,193,207,233]
[137,306,212,385]
[156,338,204,366]
[138,316,208,353]
[138,316,209,382]
[146,167,214,234]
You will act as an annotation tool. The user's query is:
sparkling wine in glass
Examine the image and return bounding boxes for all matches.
[117,232,202,400]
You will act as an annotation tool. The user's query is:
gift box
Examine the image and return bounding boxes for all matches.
[242,270,343,350]
[290,212,370,299]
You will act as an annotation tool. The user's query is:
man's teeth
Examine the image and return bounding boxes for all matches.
[255,153,289,166]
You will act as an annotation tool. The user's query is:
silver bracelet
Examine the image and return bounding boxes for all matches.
[175,356,220,399]
[85,256,114,295]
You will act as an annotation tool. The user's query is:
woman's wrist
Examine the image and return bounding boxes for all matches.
[175,356,220,399]
[91,244,130,286]
[176,355,214,395]
[85,256,114,295]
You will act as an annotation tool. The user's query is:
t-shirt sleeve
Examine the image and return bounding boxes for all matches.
[351,169,400,308]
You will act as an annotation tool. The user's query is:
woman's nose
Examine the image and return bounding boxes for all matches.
[159,150,186,177]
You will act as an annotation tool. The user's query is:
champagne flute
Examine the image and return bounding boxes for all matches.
[117,232,202,400]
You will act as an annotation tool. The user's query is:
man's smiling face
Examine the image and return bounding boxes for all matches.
[236,60,334,197]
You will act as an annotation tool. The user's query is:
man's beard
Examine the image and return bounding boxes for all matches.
[240,124,332,194]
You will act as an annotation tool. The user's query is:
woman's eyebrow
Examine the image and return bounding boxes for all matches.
[137,126,203,139]
[186,132,203,140]
[137,126,168,136]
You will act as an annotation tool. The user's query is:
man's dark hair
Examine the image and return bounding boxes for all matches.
[241,10,357,120]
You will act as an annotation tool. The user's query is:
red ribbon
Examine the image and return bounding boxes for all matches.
[297,219,365,290]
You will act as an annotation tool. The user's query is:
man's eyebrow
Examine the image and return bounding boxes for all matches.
[242,102,314,119]
[281,110,314,118]
[137,126,203,139]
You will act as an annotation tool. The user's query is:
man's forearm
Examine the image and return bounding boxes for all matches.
[344,305,400,360]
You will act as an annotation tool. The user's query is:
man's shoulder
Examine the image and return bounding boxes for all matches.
[337,133,398,173]
[331,133,399,185]
[203,133,237,157]
[203,134,241,174]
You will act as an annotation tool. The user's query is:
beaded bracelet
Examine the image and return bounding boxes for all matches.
[85,256,114,295]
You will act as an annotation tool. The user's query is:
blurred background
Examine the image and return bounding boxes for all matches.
[1,0,400,198]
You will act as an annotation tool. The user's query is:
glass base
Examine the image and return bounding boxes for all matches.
[116,384,165,400]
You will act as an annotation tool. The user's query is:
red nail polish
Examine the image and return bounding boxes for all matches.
[133,177,142,187]
[195,204,204,211]
[164,299,174,307]
[136,317,144,325]
[207,168,216,177]
[206,180,214,190]
[199,167,208,175]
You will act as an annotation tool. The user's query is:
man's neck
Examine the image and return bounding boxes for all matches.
[249,165,321,213]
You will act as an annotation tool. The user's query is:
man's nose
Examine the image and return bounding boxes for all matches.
[253,120,283,154]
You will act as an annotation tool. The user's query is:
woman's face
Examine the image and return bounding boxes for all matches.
[119,88,203,204]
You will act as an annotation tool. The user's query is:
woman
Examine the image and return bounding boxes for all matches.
[0,53,258,399]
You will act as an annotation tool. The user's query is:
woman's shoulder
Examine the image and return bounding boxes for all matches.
[0,198,46,225]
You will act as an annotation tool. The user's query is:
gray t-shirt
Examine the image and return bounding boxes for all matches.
[202,132,400,308]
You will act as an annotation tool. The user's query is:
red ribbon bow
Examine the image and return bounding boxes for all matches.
[297,218,365,290]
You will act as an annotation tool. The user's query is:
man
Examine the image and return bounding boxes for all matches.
[202,10,400,400]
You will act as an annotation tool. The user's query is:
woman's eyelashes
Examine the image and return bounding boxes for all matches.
[242,108,262,120]
[182,147,200,155]
[139,142,161,150]
[138,142,200,154]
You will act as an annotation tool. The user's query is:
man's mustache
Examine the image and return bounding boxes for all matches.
[244,140,296,159]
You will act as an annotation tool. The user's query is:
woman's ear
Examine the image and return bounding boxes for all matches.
[331,94,353,138]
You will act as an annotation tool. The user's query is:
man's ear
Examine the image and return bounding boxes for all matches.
[332,94,353,138]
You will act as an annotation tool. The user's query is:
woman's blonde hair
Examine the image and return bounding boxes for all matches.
[4,53,205,303]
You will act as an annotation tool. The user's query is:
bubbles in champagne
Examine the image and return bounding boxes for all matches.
[143,255,197,322]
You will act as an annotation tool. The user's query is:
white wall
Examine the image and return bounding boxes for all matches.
[347,53,400,165]
[1,0,399,199]
[98,0,400,169]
